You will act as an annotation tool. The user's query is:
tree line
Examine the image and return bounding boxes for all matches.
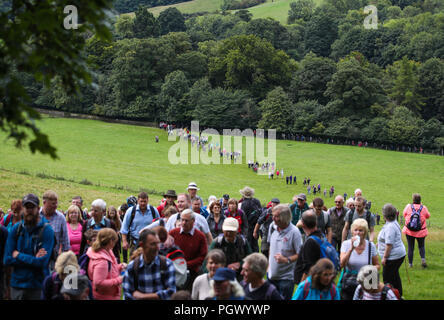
[7,0,444,154]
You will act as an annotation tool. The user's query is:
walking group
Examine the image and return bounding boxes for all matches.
[0,184,430,300]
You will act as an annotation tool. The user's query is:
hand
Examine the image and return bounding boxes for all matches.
[253,231,258,239]
[382,257,387,266]
[35,248,47,258]
[122,240,129,251]
[12,250,19,258]
[133,290,145,300]
[121,263,127,270]
[227,262,240,271]
[274,253,288,264]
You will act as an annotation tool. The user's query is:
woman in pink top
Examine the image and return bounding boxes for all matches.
[66,205,83,257]
[87,228,127,300]
[402,193,430,268]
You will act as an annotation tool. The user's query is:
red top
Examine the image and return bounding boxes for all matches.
[402,203,430,238]
[169,227,208,273]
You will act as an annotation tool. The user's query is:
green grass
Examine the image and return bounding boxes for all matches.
[1,116,443,299]
[120,0,224,17]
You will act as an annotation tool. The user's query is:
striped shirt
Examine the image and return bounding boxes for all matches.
[123,255,176,300]
[40,209,70,252]
[353,285,398,300]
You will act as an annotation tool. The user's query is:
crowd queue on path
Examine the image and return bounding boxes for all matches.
[0,183,431,300]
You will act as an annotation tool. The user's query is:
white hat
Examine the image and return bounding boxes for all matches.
[222,217,239,232]
[187,182,199,190]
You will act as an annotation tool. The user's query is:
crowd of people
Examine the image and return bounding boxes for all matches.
[0,184,431,300]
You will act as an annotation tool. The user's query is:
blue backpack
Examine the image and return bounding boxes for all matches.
[406,205,423,232]
[309,235,340,271]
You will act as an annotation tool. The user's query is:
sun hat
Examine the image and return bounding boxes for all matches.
[239,186,254,198]
[222,217,239,232]
[187,182,199,190]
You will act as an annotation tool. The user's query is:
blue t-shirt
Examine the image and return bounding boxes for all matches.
[120,205,159,243]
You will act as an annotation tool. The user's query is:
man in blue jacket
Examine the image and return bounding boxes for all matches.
[3,193,55,300]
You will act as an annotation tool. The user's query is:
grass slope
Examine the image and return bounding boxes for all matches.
[0,116,443,299]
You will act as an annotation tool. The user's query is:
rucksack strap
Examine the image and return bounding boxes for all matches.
[303,280,311,299]
[368,240,372,265]
[381,285,389,300]
[329,283,336,299]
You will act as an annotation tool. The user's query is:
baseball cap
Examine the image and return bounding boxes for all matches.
[213,267,236,282]
[297,193,307,201]
[223,194,230,200]
[271,198,280,204]
[222,217,239,232]
[22,193,40,207]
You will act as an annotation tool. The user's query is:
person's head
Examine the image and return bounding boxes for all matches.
[138,228,160,261]
[10,199,23,217]
[297,193,307,208]
[91,199,106,222]
[412,193,421,205]
[170,290,192,300]
[84,229,99,246]
[60,274,90,300]
[163,190,177,205]
[42,190,58,214]
[239,186,254,199]
[210,268,244,300]
[227,198,238,213]
[138,192,149,211]
[153,226,169,243]
[206,249,226,278]
[107,205,117,219]
[345,197,355,210]
[180,209,195,233]
[312,197,324,215]
[350,218,369,240]
[71,196,83,209]
[22,193,40,227]
[355,196,366,214]
[382,203,398,222]
[119,203,129,217]
[357,265,380,293]
[354,188,362,197]
[163,206,178,219]
[271,198,280,208]
[192,198,201,213]
[222,217,239,243]
[309,258,336,291]
[241,253,268,284]
[272,204,292,229]
[66,204,82,224]
[301,209,317,231]
[55,251,80,280]
[209,201,222,215]
[177,193,191,212]
[208,195,217,207]
[91,228,118,252]
[222,194,229,205]
[187,182,199,198]
[334,195,344,209]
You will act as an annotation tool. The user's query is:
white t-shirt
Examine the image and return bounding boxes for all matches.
[377,220,406,260]
[341,239,377,272]
[165,212,210,235]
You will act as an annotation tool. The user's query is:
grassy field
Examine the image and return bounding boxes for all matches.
[0,116,443,299]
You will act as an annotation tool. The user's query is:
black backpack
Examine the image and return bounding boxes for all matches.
[406,205,423,231]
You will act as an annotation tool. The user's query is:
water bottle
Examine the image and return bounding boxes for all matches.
[353,237,360,247]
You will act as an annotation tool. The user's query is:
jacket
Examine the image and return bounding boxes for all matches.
[3,217,55,289]
[86,247,123,300]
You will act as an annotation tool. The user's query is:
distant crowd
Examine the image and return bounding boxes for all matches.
[0,183,431,300]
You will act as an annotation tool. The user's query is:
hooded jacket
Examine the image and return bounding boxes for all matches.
[86,247,123,300]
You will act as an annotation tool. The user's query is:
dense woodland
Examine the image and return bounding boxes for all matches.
[9,0,444,151]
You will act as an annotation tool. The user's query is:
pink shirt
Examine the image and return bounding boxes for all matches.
[402,204,430,238]
[67,222,83,255]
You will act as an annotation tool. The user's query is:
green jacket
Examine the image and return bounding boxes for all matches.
[289,202,309,226]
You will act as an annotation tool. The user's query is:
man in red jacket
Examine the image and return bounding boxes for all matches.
[169,209,207,291]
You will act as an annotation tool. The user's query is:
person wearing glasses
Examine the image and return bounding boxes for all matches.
[327,195,349,252]
[342,196,375,243]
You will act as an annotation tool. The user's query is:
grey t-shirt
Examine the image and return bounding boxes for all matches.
[377,221,406,260]
[267,222,302,281]
[344,210,375,239]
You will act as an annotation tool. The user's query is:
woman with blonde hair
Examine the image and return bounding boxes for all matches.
[86,228,127,300]
[42,251,93,300]
[339,218,379,300]
[66,205,83,257]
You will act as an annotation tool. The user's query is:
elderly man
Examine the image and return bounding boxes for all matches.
[165,193,213,245]
[327,195,349,252]
[241,253,283,300]
[187,182,203,207]
[289,193,309,226]
[121,192,159,256]
[206,267,245,300]
[39,191,70,265]
[123,229,176,300]
[240,186,262,253]
[169,209,208,291]
[4,194,55,300]
[267,204,303,300]
[209,218,252,281]
[342,196,375,242]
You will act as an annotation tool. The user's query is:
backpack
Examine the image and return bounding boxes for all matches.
[78,253,111,280]
[164,248,188,288]
[303,279,337,300]
[406,205,423,232]
[3,214,13,228]
[15,222,57,262]
[308,235,340,271]
[357,283,402,300]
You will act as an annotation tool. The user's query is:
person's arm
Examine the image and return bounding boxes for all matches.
[342,221,350,243]
[382,243,392,267]
[60,217,71,252]
[121,212,130,250]
[326,227,332,244]
[253,223,261,239]
[92,259,122,293]
[205,232,213,247]
[369,227,375,243]
[340,241,354,269]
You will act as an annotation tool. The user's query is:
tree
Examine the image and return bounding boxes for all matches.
[292,100,324,134]
[0,0,113,159]
[159,71,190,123]
[235,9,253,22]
[133,6,160,39]
[387,106,424,145]
[115,15,135,39]
[287,0,315,24]
[417,58,444,121]
[257,87,294,132]
[158,7,186,36]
